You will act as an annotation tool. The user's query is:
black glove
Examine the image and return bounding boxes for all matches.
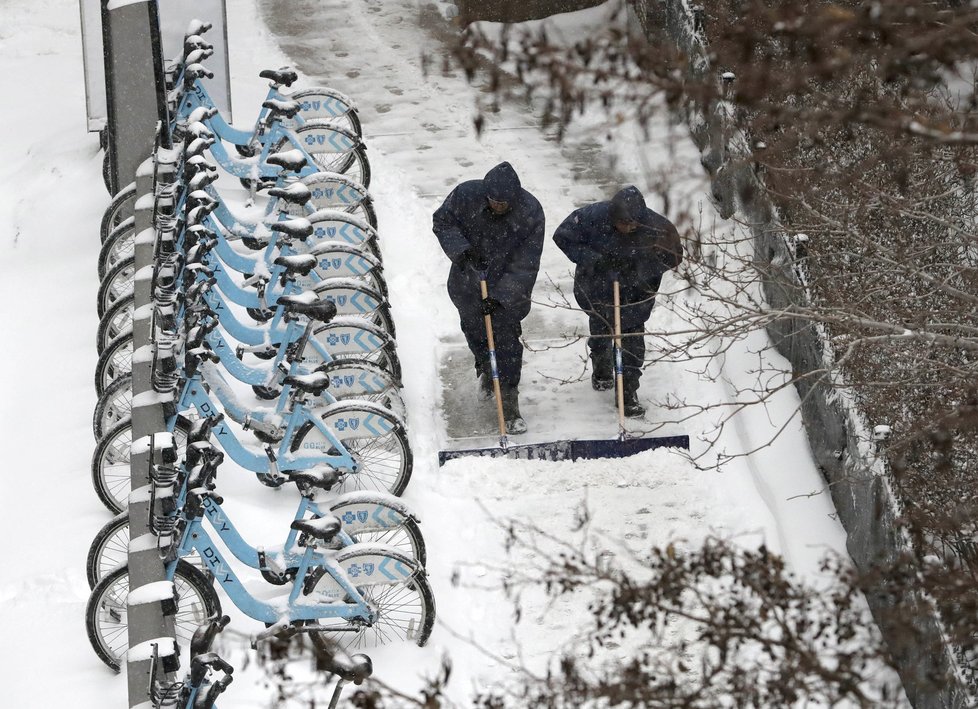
[456,249,486,274]
[481,296,502,315]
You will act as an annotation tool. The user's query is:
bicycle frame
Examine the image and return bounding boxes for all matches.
[175,367,401,476]
[170,519,374,626]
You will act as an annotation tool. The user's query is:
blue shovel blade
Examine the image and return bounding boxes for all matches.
[438,434,689,466]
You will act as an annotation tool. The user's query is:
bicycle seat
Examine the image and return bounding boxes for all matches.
[288,466,340,491]
[262,98,301,119]
[266,149,307,173]
[270,218,313,240]
[259,68,298,87]
[268,182,312,206]
[283,370,331,395]
[290,514,342,543]
[274,253,317,278]
[276,292,338,323]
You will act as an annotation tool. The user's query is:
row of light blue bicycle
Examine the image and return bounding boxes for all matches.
[84,21,432,704]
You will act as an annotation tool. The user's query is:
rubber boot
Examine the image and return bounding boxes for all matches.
[621,382,645,418]
[590,351,614,391]
[500,385,528,435]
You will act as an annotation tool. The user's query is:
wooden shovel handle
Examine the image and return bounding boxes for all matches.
[481,279,508,443]
[613,280,626,435]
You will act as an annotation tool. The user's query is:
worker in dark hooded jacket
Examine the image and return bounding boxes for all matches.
[553,186,682,417]
[433,162,545,434]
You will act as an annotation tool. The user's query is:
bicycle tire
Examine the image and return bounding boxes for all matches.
[309,320,402,384]
[86,505,424,590]
[102,150,111,194]
[355,197,378,231]
[273,121,371,190]
[97,218,135,280]
[93,373,132,440]
[252,357,402,406]
[86,512,207,589]
[306,549,434,653]
[328,496,426,568]
[290,401,412,497]
[289,88,363,137]
[97,293,134,355]
[312,280,396,338]
[314,358,404,413]
[86,559,220,672]
[100,183,136,243]
[92,417,191,514]
[95,329,133,397]
[97,254,135,319]
[305,210,381,260]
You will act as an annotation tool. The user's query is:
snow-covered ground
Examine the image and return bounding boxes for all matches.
[0,0,860,705]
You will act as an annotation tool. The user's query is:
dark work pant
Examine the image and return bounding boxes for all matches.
[455,302,525,388]
[574,284,654,393]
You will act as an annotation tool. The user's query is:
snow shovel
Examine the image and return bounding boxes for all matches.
[438,276,689,465]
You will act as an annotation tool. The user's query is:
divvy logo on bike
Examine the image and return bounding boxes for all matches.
[311,188,335,200]
[202,547,234,583]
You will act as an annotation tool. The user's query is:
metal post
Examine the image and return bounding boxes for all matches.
[101,0,168,193]
[126,150,177,708]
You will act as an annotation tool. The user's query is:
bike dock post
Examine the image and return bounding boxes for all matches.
[126,146,178,708]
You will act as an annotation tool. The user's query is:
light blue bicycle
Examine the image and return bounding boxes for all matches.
[86,447,433,672]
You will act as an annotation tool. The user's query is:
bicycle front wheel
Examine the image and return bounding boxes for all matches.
[86,511,205,589]
[97,254,135,319]
[100,183,136,243]
[92,417,190,514]
[97,293,134,354]
[95,330,133,397]
[86,560,220,672]
[93,373,132,440]
[97,219,135,280]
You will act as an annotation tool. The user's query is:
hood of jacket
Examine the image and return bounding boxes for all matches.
[483,161,522,204]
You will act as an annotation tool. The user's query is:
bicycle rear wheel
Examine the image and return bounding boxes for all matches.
[86,560,220,672]
[290,401,412,497]
[306,548,434,653]
[289,88,363,137]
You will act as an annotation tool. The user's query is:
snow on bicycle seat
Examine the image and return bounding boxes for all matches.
[276,291,337,322]
[274,253,317,277]
[283,370,331,395]
[259,68,298,87]
[288,466,340,491]
[270,218,313,240]
[262,98,301,119]
[290,514,342,542]
[268,182,311,206]
[266,149,307,172]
